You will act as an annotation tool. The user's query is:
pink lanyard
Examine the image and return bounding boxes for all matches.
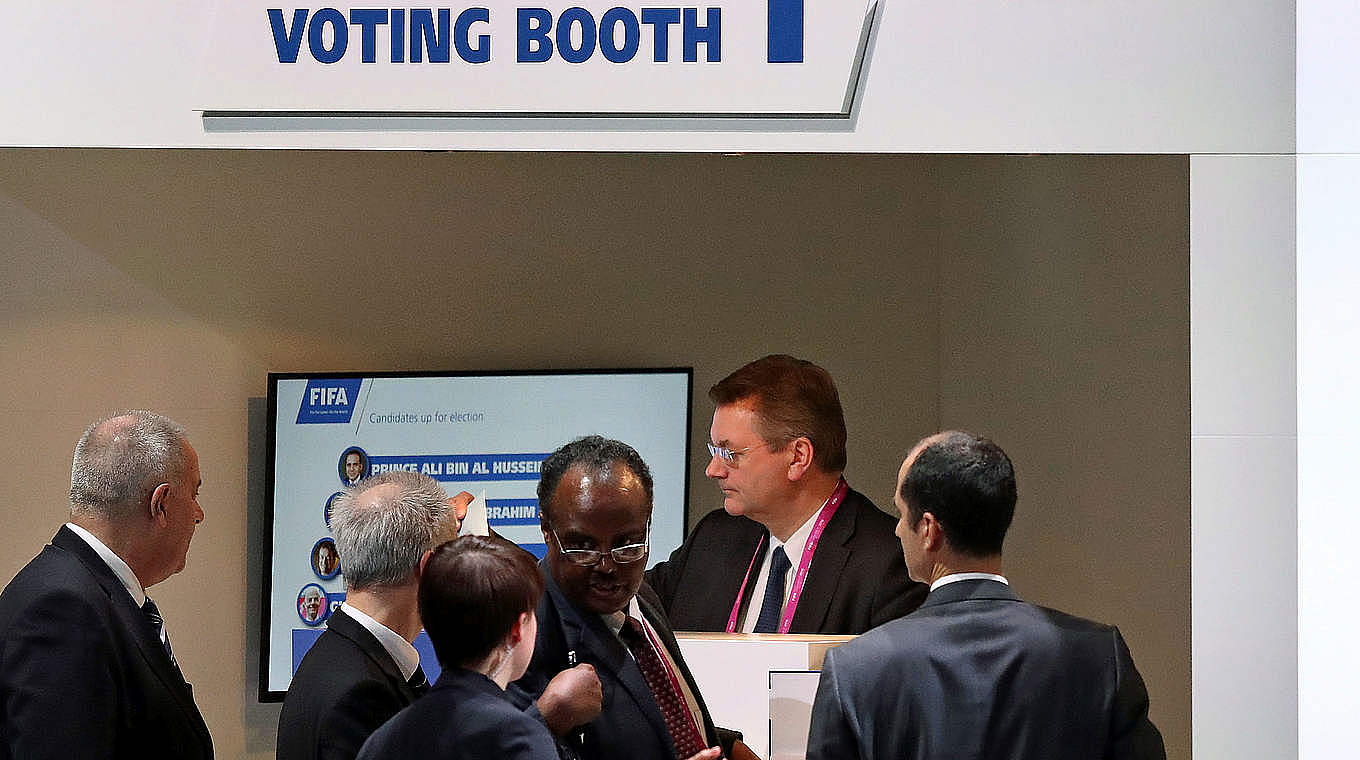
[724,478,849,634]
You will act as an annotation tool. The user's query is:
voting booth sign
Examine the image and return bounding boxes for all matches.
[204,1,880,116]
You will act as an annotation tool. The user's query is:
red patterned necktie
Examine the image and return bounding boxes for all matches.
[619,615,707,759]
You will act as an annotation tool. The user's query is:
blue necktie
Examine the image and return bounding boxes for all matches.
[753,546,791,633]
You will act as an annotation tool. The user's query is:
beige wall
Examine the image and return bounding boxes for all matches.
[937,156,1191,753]
[0,150,1187,758]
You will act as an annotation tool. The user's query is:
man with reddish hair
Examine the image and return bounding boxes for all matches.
[648,355,926,635]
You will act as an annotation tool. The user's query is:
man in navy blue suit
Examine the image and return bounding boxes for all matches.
[0,411,213,760]
[513,436,752,760]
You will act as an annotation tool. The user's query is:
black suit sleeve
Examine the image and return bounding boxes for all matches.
[643,535,691,617]
[0,587,121,759]
[1106,628,1166,760]
[867,549,929,629]
[313,678,411,760]
[495,721,562,760]
[805,648,858,760]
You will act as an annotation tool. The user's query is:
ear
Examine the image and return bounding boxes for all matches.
[149,483,171,524]
[919,512,945,552]
[508,611,531,645]
[785,437,815,481]
[417,548,435,578]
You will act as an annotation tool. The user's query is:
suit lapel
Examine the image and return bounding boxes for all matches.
[545,574,673,753]
[544,572,589,661]
[788,496,856,633]
[51,527,213,747]
[726,527,767,630]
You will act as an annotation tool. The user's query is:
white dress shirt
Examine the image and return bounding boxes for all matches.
[739,499,828,633]
[65,522,146,606]
[339,602,422,681]
[930,572,1009,592]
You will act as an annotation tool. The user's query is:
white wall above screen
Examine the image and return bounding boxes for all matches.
[0,1,1291,151]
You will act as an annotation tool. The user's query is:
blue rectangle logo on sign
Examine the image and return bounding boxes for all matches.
[296,378,363,424]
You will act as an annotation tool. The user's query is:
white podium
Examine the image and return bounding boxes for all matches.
[675,633,854,760]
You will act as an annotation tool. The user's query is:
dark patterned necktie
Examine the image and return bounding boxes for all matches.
[753,546,792,633]
[141,597,178,669]
[408,665,430,696]
[619,616,706,760]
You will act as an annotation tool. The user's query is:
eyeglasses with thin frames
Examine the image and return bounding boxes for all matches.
[550,521,650,567]
[706,441,770,467]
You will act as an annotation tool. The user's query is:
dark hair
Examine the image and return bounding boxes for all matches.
[900,431,1016,558]
[418,535,544,670]
[536,436,654,528]
[709,354,847,473]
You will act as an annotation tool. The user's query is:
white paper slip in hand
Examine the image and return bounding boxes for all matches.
[460,489,490,537]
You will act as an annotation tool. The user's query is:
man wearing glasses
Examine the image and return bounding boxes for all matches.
[648,355,927,635]
[512,436,750,760]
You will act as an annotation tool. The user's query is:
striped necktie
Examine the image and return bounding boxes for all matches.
[141,597,179,670]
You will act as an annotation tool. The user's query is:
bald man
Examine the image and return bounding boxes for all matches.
[0,411,213,760]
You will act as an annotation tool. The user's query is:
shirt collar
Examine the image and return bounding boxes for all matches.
[65,522,146,606]
[771,493,831,562]
[340,602,422,681]
[601,596,642,636]
[930,572,1008,592]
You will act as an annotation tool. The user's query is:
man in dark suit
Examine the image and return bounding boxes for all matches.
[648,355,925,634]
[807,431,1167,760]
[513,436,750,760]
[341,450,366,487]
[280,471,598,760]
[278,471,463,760]
[0,411,213,759]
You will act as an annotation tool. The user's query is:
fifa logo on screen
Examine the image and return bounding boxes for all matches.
[296,378,364,424]
[309,386,350,406]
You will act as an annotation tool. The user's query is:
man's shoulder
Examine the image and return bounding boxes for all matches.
[280,626,410,747]
[840,488,896,529]
[0,542,107,622]
[933,587,1119,638]
[288,624,394,694]
[687,508,766,544]
[1027,602,1121,641]
[833,488,904,554]
[835,591,1120,666]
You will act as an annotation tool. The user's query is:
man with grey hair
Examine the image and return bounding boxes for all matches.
[0,410,213,760]
[279,471,602,760]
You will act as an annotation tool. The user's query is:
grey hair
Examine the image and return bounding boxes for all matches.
[69,410,188,520]
[329,470,451,590]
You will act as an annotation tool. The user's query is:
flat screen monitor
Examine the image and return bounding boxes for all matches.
[260,368,692,700]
